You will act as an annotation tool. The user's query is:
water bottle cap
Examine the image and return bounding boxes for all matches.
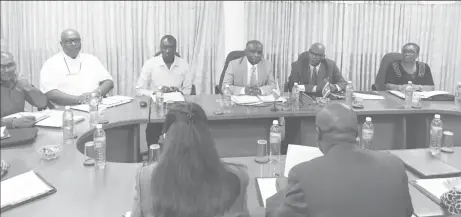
[443,131,453,136]
[225,84,230,88]
[65,106,70,110]
[366,117,372,122]
[408,81,412,84]
[96,124,102,129]
[273,120,279,125]
[434,114,440,119]
[294,82,298,85]
[149,144,161,150]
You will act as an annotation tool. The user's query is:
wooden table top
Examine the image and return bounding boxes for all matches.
[1,92,460,217]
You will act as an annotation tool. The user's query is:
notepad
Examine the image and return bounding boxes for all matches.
[71,95,133,112]
[256,178,277,207]
[1,170,56,211]
[353,92,384,100]
[284,144,323,177]
[231,95,285,105]
[34,110,84,128]
[411,177,461,204]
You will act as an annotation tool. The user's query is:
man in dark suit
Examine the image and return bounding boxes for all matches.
[288,43,347,95]
[222,40,275,95]
[266,102,414,217]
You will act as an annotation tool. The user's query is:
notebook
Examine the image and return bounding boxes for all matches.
[410,177,461,204]
[255,177,277,207]
[71,95,133,112]
[34,110,84,128]
[390,150,461,178]
[284,144,323,177]
[1,170,56,212]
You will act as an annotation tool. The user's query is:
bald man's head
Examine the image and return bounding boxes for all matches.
[60,29,81,59]
[308,43,326,66]
[1,52,17,82]
[316,102,358,153]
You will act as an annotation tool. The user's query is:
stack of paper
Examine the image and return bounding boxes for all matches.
[353,92,384,100]
[413,177,461,203]
[231,95,285,106]
[71,95,133,112]
[388,90,450,99]
[152,92,186,103]
[284,144,323,177]
[3,111,50,123]
[34,110,84,128]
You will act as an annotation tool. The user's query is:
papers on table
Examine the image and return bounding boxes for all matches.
[388,90,451,99]
[353,92,384,100]
[256,178,277,207]
[152,92,186,103]
[413,177,461,203]
[1,126,10,139]
[1,170,56,211]
[34,110,84,128]
[3,111,50,123]
[231,95,285,106]
[124,211,132,217]
[71,95,133,112]
[284,144,323,177]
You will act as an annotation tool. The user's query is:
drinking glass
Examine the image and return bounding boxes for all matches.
[442,131,454,153]
[37,144,62,161]
[84,141,95,166]
[148,144,161,164]
[255,140,269,163]
[412,93,422,108]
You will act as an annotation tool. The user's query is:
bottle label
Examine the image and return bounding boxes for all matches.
[270,132,281,143]
[362,129,373,140]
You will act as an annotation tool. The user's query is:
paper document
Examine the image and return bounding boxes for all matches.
[414,177,461,200]
[256,178,277,207]
[156,92,186,102]
[1,171,53,209]
[124,211,132,217]
[353,92,384,100]
[3,111,50,123]
[284,144,323,177]
[34,110,84,128]
[388,90,450,99]
[71,95,133,112]
[231,95,285,105]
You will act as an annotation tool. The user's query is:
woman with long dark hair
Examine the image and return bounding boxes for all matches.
[130,102,249,217]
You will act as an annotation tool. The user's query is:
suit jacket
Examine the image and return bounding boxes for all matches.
[131,163,250,217]
[222,56,276,95]
[288,58,347,93]
[266,144,414,217]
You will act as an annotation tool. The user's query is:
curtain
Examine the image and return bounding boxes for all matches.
[245,1,461,92]
[1,1,224,97]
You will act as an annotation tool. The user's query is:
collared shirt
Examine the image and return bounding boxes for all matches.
[0,79,46,118]
[136,55,192,95]
[240,59,260,95]
[40,52,113,96]
[310,62,341,92]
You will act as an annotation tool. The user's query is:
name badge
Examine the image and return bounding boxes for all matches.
[298,85,306,92]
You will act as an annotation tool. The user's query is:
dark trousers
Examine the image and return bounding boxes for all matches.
[145,123,164,149]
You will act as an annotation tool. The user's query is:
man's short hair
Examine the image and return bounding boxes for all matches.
[246,40,262,48]
[160,35,177,45]
[402,43,420,54]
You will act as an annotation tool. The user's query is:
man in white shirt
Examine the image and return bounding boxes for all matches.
[288,43,347,95]
[136,35,193,96]
[40,29,114,106]
[222,40,276,95]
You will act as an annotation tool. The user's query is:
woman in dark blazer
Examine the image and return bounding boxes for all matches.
[385,43,435,91]
[130,102,249,217]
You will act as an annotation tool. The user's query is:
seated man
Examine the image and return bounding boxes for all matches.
[40,29,114,106]
[222,40,275,95]
[266,102,413,217]
[1,52,48,128]
[136,35,193,96]
[385,43,434,91]
[288,43,346,95]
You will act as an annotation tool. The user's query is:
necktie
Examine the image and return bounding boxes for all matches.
[311,66,318,84]
[250,66,257,87]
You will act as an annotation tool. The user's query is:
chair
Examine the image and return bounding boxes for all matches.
[286,51,310,92]
[215,50,246,94]
[373,52,403,90]
[153,51,196,95]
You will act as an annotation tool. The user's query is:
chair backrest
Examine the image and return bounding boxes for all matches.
[154,51,181,58]
[374,52,403,90]
[217,51,246,94]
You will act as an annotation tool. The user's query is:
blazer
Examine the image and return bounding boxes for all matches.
[266,144,414,217]
[130,162,250,217]
[222,56,276,95]
[288,58,347,93]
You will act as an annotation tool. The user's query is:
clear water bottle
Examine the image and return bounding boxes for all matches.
[222,84,233,113]
[455,82,461,110]
[429,114,443,156]
[292,82,300,112]
[405,81,414,108]
[361,117,374,150]
[62,106,74,145]
[345,81,354,106]
[269,120,282,162]
[89,92,99,128]
[94,124,106,169]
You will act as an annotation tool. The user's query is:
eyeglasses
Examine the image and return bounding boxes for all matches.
[402,50,417,55]
[62,39,81,46]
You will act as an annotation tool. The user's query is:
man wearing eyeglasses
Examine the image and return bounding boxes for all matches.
[39,29,114,106]
[1,52,48,129]
[288,43,347,95]
[222,40,275,96]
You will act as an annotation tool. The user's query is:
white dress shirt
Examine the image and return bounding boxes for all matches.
[40,52,113,96]
[136,55,193,95]
[240,59,259,95]
[310,63,341,92]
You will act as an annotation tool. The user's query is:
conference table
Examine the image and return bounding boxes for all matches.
[1,91,461,217]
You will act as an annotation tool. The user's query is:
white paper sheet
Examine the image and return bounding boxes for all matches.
[1,126,8,139]
[256,178,277,207]
[231,95,285,105]
[156,92,185,102]
[353,92,384,100]
[415,177,461,199]
[3,111,50,122]
[388,90,450,99]
[1,171,53,209]
[284,144,323,177]
[124,211,132,217]
[71,95,133,112]
[34,110,84,128]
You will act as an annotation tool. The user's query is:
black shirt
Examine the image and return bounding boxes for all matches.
[385,61,434,86]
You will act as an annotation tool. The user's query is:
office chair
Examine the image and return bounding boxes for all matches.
[215,50,246,94]
[373,52,403,90]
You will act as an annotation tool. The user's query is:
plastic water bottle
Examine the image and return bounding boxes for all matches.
[455,82,461,110]
[345,81,354,106]
[94,124,106,169]
[62,106,74,145]
[361,117,374,150]
[89,92,99,128]
[222,84,233,113]
[292,82,300,112]
[269,120,282,162]
[429,114,443,155]
[405,81,414,108]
